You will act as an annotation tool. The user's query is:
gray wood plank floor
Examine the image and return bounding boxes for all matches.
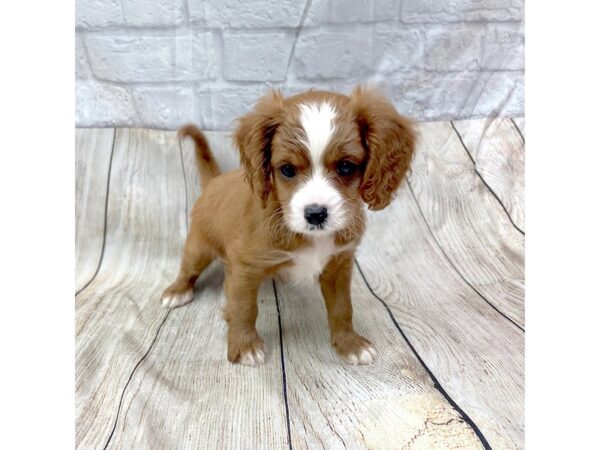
[75,118,525,450]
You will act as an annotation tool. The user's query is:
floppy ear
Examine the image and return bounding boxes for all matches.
[233,90,285,207]
[351,86,417,211]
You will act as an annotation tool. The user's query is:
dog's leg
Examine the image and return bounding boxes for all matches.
[161,230,214,308]
[223,266,266,366]
[320,252,377,365]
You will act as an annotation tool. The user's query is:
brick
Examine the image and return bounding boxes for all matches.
[310,0,402,24]
[281,82,335,97]
[387,71,524,120]
[295,29,373,79]
[306,0,367,25]
[122,0,185,27]
[402,0,523,23]
[75,81,136,126]
[422,24,484,71]
[85,33,217,83]
[190,0,304,28]
[76,0,122,29]
[305,0,401,25]
[386,72,479,120]
[329,78,392,98]
[195,85,270,130]
[371,24,422,73]
[481,23,524,70]
[132,86,193,129]
[223,32,293,81]
[76,36,91,79]
[372,0,401,21]
[373,0,400,21]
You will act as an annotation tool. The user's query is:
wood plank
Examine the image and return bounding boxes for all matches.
[277,278,484,449]
[105,131,289,449]
[75,124,525,449]
[75,128,114,292]
[410,121,525,328]
[356,185,525,449]
[76,129,188,449]
[453,118,525,232]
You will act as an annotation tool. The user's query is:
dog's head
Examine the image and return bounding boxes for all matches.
[234,86,416,237]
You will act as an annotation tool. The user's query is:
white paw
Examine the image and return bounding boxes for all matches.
[239,347,267,366]
[341,345,377,366]
[161,290,194,308]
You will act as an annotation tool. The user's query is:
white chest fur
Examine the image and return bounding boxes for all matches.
[280,236,338,284]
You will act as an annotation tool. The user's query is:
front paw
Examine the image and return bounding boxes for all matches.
[332,331,377,365]
[161,288,194,308]
[227,331,267,366]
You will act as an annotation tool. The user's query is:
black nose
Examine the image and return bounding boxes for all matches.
[304,204,328,226]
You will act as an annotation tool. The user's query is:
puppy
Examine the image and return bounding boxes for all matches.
[162,86,416,366]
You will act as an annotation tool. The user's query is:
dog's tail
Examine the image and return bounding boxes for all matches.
[178,124,221,189]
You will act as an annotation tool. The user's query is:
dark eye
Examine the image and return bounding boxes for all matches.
[336,160,358,177]
[280,164,297,178]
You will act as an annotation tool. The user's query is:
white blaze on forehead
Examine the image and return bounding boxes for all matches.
[299,102,337,166]
[285,100,347,236]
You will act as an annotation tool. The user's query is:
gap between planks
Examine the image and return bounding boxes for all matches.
[406,179,524,333]
[101,131,191,449]
[75,128,116,295]
[450,120,525,236]
[354,260,492,449]
[411,120,525,329]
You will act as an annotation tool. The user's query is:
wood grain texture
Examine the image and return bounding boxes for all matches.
[75,128,114,292]
[453,118,525,232]
[410,121,525,328]
[357,185,525,449]
[75,122,525,450]
[276,278,483,449]
[76,129,187,449]
[108,272,289,450]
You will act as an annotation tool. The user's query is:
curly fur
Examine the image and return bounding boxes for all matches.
[233,90,285,207]
[351,86,417,210]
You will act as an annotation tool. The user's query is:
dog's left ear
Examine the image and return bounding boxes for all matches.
[234,89,285,208]
[351,86,417,211]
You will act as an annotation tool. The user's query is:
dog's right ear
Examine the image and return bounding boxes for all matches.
[234,90,285,208]
[351,86,417,211]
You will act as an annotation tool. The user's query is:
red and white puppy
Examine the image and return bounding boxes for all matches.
[162,86,416,366]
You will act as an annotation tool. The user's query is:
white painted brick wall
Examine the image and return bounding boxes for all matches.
[75,0,524,130]
[223,31,294,81]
